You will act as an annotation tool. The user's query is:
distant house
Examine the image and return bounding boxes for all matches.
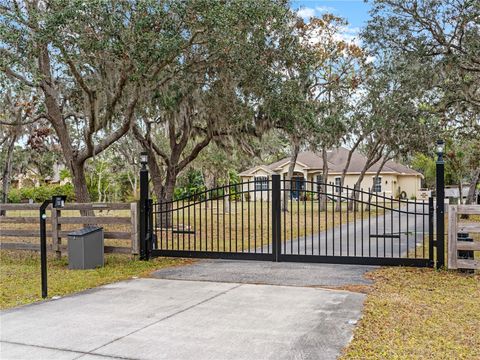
[10,161,68,189]
[444,185,479,204]
[239,147,423,199]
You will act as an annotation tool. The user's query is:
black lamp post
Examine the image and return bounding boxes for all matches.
[435,139,445,269]
[40,195,66,298]
[139,152,149,260]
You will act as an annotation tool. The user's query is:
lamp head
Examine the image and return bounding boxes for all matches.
[140,151,148,166]
[52,195,66,208]
[436,139,445,155]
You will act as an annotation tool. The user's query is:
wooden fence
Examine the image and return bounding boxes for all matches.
[0,202,139,257]
[448,204,480,270]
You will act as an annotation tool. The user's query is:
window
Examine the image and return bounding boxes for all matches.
[254,176,268,191]
[316,175,324,192]
[373,176,382,192]
[335,177,341,193]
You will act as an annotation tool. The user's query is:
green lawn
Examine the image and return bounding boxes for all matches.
[0,250,187,310]
[341,267,480,359]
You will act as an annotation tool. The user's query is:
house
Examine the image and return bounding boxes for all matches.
[239,147,423,199]
[444,185,477,204]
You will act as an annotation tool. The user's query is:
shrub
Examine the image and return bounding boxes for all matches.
[7,183,75,203]
[6,188,22,203]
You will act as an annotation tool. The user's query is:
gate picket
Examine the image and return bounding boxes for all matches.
[148,174,434,267]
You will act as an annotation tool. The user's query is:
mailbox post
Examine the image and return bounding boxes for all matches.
[39,195,66,298]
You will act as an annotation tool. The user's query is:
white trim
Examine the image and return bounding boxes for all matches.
[273,160,309,171]
[239,165,275,177]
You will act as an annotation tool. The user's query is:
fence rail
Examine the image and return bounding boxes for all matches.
[448,205,480,270]
[0,202,139,256]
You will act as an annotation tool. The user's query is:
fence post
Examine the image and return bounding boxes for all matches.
[436,140,445,269]
[271,175,281,262]
[447,205,458,269]
[130,202,139,255]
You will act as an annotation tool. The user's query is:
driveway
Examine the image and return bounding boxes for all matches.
[282,203,429,257]
[0,278,365,360]
[153,259,375,287]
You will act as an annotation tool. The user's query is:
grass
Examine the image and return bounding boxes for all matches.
[0,250,187,310]
[341,267,480,359]
[342,214,480,359]
[159,200,380,252]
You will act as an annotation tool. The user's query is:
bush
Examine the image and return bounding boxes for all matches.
[7,183,75,203]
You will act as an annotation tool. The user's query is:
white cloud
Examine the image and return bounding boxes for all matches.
[315,6,335,13]
[336,25,361,45]
[297,7,316,19]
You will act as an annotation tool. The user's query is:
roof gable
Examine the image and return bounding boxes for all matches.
[238,165,275,177]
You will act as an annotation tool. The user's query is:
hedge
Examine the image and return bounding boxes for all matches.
[7,184,76,203]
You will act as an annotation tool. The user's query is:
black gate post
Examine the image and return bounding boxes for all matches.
[271,175,281,262]
[139,152,149,260]
[435,140,445,269]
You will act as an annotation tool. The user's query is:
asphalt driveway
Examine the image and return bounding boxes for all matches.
[1,276,366,360]
[153,259,375,287]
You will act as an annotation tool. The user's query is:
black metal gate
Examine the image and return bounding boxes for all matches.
[148,175,434,267]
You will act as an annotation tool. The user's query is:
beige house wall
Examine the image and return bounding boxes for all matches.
[241,168,271,200]
[240,168,422,200]
[326,174,397,195]
[397,175,422,199]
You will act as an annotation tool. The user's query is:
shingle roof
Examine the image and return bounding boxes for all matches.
[240,147,421,176]
[267,151,330,170]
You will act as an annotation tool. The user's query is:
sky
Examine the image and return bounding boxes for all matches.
[291,0,372,42]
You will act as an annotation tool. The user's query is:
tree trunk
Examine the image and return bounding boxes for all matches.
[349,152,383,211]
[163,169,177,202]
[365,155,392,211]
[282,137,300,212]
[97,169,103,202]
[224,177,230,213]
[336,140,361,211]
[0,133,17,216]
[319,146,329,212]
[458,181,463,205]
[69,161,93,216]
[147,151,164,201]
[70,161,90,203]
[466,167,480,205]
[158,168,178,229]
